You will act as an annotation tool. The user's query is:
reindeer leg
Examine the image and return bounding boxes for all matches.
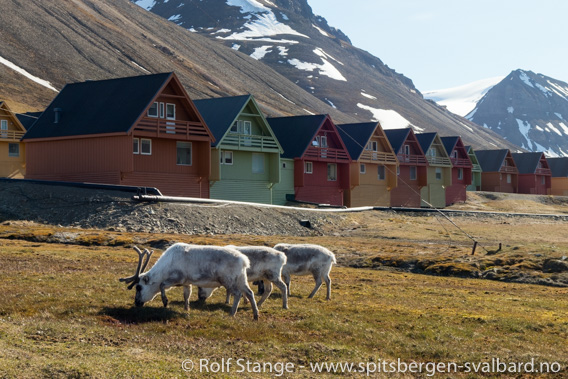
[160,282,169,307]
[183,285,192,311]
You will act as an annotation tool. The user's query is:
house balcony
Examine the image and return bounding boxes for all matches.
[450,157,473,167]
[0,130,25,141]
[471,163,482,172]
[426,156,452,166]
[535,167,552,176]
[360,150,398,164]
[221,133,280,152]
[500,166,518,174]
[397,154,427,165]
[134,118,211,141]
[304,146,350,162]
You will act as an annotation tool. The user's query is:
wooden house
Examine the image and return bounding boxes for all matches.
[337,122,398,207]
[511,152,551,195]
[384,128,428,208]
[416,132,452,208]
[465,146,482,191]
[441,136,472,205]
[193,95,283,204]
[0,101,27,178]
[267,115,351,206]
[547,157,568,196]
[23,72,214,197]
[475,149,518,193]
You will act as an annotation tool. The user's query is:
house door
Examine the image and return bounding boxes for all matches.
[166,103,176,134]
[243,121,252,146]
[1,120,7,138]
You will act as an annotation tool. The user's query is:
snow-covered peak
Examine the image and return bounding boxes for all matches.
[423,76,504,117]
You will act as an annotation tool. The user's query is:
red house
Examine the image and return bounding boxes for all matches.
[441,136,473,205]
[476,149,518,193]
[384,128,427,207]
[267,115,351,206]
[511,152,551,195]
[23,73,214,197]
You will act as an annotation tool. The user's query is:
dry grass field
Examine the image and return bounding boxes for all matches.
[1,192,568,378]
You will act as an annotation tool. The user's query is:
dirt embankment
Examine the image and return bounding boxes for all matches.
[1,179,568,287]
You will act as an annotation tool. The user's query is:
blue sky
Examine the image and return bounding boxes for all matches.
[307,0,568,91]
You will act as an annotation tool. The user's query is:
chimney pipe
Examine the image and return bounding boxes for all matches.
[54,108,62,124]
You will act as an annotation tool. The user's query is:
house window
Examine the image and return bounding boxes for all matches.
[541,176,546,185]
[166,103,176,119]
[327,163,337,181]
[159,103,165,118]
[458,168,463,180]
[147,102,158,117]
[133,138,139,154]
[304,161,313,174]
[252,153,264,174]
[141,139,152,155]
[397,166,400,176]
[410,166,417,180]
[8,143,19,157]
[221,151,233,165]
[360,164,366,174]
[366,141,378,151]
[378,165,386,180]
[452,151,458,159]
[282,162,288,169]
[320,135,328,148]
[428,148,437,157]
[230,121,239,133]
[176,142,192,165]
[404,145,410,156]
[506,174,512,184]
[435,167,442,180]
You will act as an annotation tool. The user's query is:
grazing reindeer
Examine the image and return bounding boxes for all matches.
[198,245,288,309]
[273,243,336,300]
[119,244,259,320]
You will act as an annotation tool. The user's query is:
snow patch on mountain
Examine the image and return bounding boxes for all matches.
[250,45,272,60]
[0,55,58,92]
[287,48,346,81]
[519,70,534,88]
[134,0,156,10]
[423,76,504,117]
[516,119,532,149]
[356,104,424,131]
[219,0,308,41]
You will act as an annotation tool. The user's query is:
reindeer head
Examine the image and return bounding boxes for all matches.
[119,246,156,307]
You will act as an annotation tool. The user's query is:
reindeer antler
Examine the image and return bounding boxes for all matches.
[119,246,154,289]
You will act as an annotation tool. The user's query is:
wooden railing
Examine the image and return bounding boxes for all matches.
[359,150,398,164]
[134,118,210,139]
[471,163,482,172]
[304,146,350,161]
[222,134,280,151]
[397,154,427,165]
[500,165,518,173]
[449,157,472,167]
[0,130,25,141]
[426,156,452,166]
[536,168,552,175]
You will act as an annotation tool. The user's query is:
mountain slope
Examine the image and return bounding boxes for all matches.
[131,0,519,150]
[467,70,568,157]
[0,0,350,121]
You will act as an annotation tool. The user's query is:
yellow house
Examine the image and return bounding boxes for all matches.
[0,101,27,178]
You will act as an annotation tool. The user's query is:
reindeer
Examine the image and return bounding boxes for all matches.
[119,244,259,320]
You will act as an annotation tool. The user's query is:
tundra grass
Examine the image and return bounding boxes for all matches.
[0,237,567,378]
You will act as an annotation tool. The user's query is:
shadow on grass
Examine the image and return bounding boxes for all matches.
[100,300,233,324]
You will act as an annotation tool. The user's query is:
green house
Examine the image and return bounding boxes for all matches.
[465,146,482,191]
[194,95,283,204]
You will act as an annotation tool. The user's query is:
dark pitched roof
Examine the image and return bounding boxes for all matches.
[441,136,459,154]
[267,115,327,159]
[23,73,174,140]
[547,157,568,177]
[16,112,42,130]
[475,149,509,172]
[384,128,411,154]
[415,132,437,152]
[511,152,545,174]
[193,95,251,147]
[336,122,378,160]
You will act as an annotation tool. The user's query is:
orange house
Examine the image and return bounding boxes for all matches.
[548,157,568,196]
[0,101,27,178]
[337,122,398,207]
[23,72,214,197]
[476,149,518,193]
